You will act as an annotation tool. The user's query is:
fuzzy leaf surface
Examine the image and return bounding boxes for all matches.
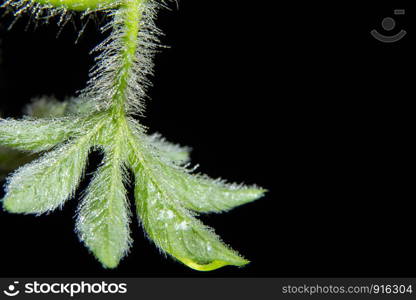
[128,132,250,271]
[76,121,132,269]
[146,133,191,165]
[166,169,266,213]
[134,167,249,271]
[2,117,105,214]
[0,117,80,152]
[76,145,131,268]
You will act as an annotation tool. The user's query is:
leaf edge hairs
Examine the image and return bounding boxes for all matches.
[0,0,267,271]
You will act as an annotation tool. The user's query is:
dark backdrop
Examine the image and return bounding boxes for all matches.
[0,1,414,277]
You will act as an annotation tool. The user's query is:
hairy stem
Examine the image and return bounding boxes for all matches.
[19,0,119,11]
[112,0,143,116]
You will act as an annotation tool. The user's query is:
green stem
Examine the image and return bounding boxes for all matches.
[25,0,143,118]
[112,0,143,117]
[28,0,119,11]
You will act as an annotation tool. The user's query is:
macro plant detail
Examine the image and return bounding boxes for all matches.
[0,0,266,271]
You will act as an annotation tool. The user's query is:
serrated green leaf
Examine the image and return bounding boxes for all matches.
[66,98,99,116]
[0,117,80,152]
[133,165,249,271]
[1,119,103,214]
[126,128,251,271]
[146,133,191,165]
[76,142,131,269]
[24,97,99,118]
[24,97,68,118]
[132,131,264,213]
[1,0,265,272]
[167,169,266,213]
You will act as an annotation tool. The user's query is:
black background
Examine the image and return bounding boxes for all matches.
[0,1,414,277]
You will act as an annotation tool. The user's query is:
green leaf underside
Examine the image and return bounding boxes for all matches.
[128,132,250,271]
[76,138,131,269]
[131,130,265,214]
[24,97,69,118]
[2,117,105,214]
[23,97,99,118]
[0,0,266,271]
[146,133,191,165]
[0,117,81,152]
[133,167,249,271]
[0,98,192,177]
[162,168,265,213]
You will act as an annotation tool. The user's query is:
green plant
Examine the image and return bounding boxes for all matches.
[0,0,266,271]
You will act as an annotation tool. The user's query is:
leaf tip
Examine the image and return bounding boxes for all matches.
[95,253,121,269]
[2,196,22,214]
[251,187,268,199]
[176,256,250,272]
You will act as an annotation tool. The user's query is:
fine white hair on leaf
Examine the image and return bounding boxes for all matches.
[132,160,250,271]
[152,161,265,214]
[127,118,265,214]
[0,0,266,270]
[23,96,100,118]
[163,171,266,214]
[80,0,166,115]
[145,132,191,165]
[2,137,91,215]
[0,117,82,152]
[1,114,107,214]
[76,145,132,269]
[125,124,251,271]
[23,96,69,118]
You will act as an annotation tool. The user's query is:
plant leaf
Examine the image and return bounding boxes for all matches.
[76,145,131,269]
[133,165,249,271]
[1,124,98,214]
[165,169,266,213]
[131,129,264,213]
[65,97,99,116]
[0,117,79,152]
[146,133,191,164]
[24,96,99,118]
[24,96,68,118]
[126,126,251,272]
